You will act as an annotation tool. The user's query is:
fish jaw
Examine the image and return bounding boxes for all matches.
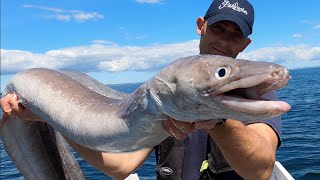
[212,94,291,119]
[202,65,291,121]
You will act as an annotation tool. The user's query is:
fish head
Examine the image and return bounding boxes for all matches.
[150,55,291,123]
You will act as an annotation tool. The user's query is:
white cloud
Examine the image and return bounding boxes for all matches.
[46,14,71,21]
[22,4,63,13]
[22,4,104,22]
[239,45,320,68]
[136,0,163,4]
[314,24,320,29]
[91,40,116,45]
[292,34,302,38]
[1,42,320,75]
[73,12,104,22]
[0,40,199,75]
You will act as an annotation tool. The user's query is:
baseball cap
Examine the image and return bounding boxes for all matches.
[204,0,254,38]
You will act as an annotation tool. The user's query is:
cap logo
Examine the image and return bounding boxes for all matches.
[219,0,248,15]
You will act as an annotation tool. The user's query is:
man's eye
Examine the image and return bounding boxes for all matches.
[211,25,225,33]
[217,26,225,32]
[233,33,244,40]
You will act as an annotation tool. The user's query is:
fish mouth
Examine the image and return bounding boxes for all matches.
[206,68,291,115]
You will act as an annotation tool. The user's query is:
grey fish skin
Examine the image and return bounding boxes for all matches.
[0,70,125,180]
[0,116,85,180]
[1,55,290,153]
[60,70,127,100]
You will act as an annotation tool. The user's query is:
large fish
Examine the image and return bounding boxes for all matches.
[1,55,290,165]
[0,70,127,179]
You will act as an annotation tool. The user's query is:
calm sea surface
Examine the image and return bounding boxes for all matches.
[1,67,320,180]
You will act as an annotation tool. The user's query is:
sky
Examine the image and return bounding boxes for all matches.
[1,0,320,91]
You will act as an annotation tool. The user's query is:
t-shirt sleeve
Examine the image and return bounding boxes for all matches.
[245,90,282,147]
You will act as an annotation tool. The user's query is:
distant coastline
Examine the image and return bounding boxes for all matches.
[290,66,320,70]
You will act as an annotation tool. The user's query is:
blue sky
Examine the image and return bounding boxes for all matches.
[1,0,320,91]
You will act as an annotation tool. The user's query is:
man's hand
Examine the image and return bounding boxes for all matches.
[1,94,18,116]
[162,118,217,139]
[0,93,43,122]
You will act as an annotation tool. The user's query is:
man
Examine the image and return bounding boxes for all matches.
[1,0,281,179]
[155,0,281,180]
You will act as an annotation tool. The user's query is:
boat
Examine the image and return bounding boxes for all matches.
[270,161,294,180]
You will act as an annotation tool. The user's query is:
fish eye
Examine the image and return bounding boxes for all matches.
[215,67,228,79]
[218,68,226,77]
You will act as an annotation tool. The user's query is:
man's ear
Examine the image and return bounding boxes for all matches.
[196,17,205,35]
[240,38,252,52]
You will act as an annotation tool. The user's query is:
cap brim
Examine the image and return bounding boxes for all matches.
[207,14,251,38]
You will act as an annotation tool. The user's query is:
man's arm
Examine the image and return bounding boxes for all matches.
[66,139,153,179]
[0,94,152,179]
[208,120,278,180]
[165,118,278,180]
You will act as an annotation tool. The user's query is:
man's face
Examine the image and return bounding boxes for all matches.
[198,20,250,58]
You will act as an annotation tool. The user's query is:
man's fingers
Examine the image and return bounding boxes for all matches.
[195,120,217,130]
[0,94,19,130]
[162,118,196,139]
[169,127,189,139]
[163,120,174,137]
[1,94,18,114]
[8,94,20,112]
[170,118,195,134]
[162,120,189,139]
